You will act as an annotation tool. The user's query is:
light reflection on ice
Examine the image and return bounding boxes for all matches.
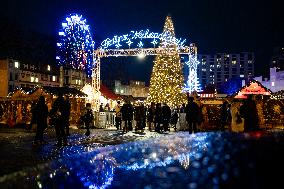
[0,132,232,189]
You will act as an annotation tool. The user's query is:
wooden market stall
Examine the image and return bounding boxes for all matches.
[0,86,87,127]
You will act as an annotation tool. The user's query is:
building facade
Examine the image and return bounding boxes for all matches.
[114,80,149,98]
[270,47,284,71]
[0,59,87,97]
[197,52,254,88]
[254,67,284,92]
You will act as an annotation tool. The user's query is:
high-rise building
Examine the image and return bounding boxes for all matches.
[197,52,254,88]
[270,47,284,71]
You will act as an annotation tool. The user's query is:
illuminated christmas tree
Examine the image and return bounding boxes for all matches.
[147,15,186,107]
[57,14,95,77]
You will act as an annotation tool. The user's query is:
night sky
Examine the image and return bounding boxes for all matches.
[0,0,283,82]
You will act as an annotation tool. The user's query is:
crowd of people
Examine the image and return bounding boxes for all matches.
[32,93,71,146]
[113,96,205,134]
[31,93,263,146]
[112,94,263,134]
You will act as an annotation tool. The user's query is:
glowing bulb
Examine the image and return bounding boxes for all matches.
[138,53,146,59]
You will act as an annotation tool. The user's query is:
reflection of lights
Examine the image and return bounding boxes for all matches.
[178,154,190,169]
[151,152,157,159]
[4,132,215,188]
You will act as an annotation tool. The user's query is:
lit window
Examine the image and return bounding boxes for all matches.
[271,82,275,86]
[121,89,124,93]
[232,60,237,64]
[78,80,81,85]
[31,76,34,82]
[75,79,78,84]
[47,65,51,71]
[15,62,19,68]
[248,60,252,64]
[35,78,38,82]
[115,89,118,93]
[52,76,56,81]
[240,75,244,78]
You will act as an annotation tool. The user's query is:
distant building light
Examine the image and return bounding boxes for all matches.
[56,56,60,60]
[121,89,124,93]
[35,78,38,82]
[62,23,67,27]
[232,60,237,64]
[271,82,275,87]
[115,89,118,93]
[59,32,65,36]
[78,80,81,85]
[57,43,62,47]
[31,76,34,82]
[240,74,244,78]
[14,61,19,68]
[52,76,56,82]
[47,65,51,71]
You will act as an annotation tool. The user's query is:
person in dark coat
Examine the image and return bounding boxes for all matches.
[154,103,162,133]
[170,109,179,131]
[84,103,94,136]
[134,104,141,131]
[161,103,171,132]
[99,103,104,112]
[240,95,259,131]
[33,96,48,145]
[185,97,199,133]
[180,103,186,113]
[220,101,230,131]
[147,102,155,131]
[121,101,134,133]
[50,93,68,146]
[114,101,122,130]
[63,95,71,136]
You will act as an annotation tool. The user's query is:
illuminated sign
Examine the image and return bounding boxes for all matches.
[100,29,186,49]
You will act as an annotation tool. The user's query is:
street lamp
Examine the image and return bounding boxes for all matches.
[138,53,146,59]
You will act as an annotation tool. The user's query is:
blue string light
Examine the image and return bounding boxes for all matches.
[57,14,95,77]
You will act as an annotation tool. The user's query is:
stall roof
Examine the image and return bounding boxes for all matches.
[8,86,87,98]
[100,85,121,100]
[232,79,272,99]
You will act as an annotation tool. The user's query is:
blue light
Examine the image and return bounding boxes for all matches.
[151,39,158,46]
[100,29,187,49]
[126,39,133,48]
[137,41,144,48]
[183,55,202,93]
[56,13,95,77]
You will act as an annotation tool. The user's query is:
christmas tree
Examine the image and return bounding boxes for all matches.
[147,15,186,107]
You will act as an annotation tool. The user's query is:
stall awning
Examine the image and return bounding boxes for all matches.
[233,80,272,99]
[100,85,121,100]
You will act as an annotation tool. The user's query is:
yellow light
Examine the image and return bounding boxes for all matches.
[138,53,146,59]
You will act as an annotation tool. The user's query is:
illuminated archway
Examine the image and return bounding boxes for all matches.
[91,28,200,109]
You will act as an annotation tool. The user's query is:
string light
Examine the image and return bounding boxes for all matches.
[100,29,186,49]
[183,55,202,93]
[57,14,95,77]
[147,15,186,107]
